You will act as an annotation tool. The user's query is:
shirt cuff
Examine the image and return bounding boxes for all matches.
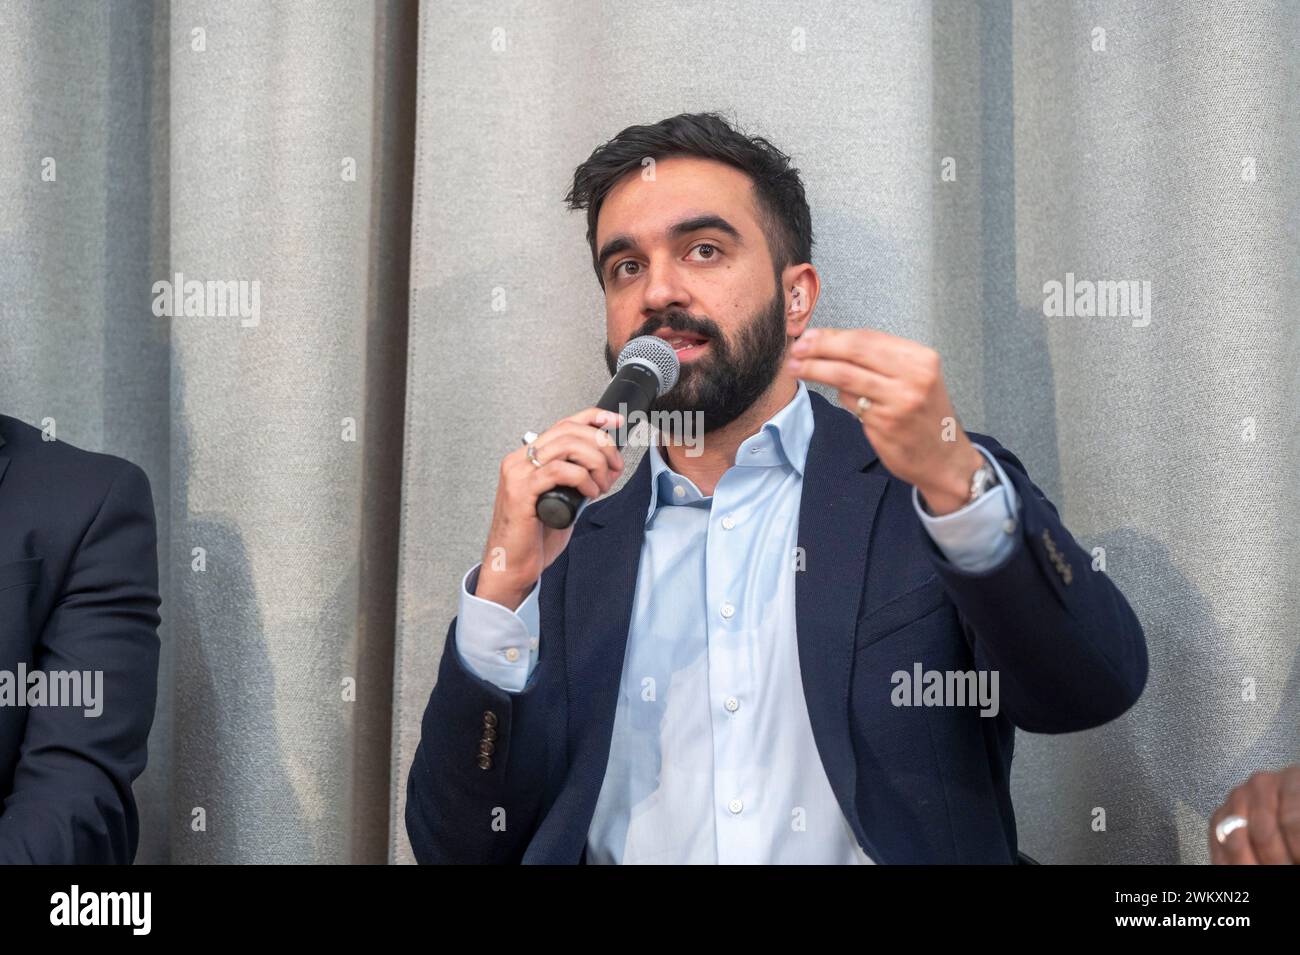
[455,562,541,693]
[911,443,1022,573]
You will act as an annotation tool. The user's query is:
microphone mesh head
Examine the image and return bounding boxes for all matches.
[617,335,680,396]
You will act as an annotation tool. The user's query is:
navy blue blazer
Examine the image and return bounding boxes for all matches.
[0,416,161,863]
[407,390,1148,863]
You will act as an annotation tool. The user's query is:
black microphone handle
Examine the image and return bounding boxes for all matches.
[535,363,661,529]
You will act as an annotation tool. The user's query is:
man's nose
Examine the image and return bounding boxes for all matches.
[638,256,691,314]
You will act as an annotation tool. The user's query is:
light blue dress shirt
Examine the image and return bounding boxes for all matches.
[454,379,1019,863]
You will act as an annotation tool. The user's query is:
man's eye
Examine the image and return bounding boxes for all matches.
[613,245,718,279]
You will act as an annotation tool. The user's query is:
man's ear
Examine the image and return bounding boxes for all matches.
[786,291,812,340]
[782,263,819,320]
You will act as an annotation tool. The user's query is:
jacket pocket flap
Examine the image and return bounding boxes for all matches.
[857,574,949,649]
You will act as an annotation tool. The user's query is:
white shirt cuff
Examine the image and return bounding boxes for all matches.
[455,562,541,693]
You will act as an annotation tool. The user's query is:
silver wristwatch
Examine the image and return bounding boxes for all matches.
[921,456,1000,515]
[968,458,1000,503]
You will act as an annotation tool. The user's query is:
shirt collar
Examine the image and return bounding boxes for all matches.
[644,379,814,524]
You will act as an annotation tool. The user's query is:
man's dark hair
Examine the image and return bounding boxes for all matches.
[564,111,814,290]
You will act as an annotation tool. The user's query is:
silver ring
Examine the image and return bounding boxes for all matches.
[521,430,543,467]
[855,394,872,420]
[1214,814,1247,844]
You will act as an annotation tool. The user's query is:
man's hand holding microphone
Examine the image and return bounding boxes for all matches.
[471,334,679,612]
[473,407,626,612]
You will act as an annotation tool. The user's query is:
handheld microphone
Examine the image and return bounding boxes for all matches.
[535,335,680,529]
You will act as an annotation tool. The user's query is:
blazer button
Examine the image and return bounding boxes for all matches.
[482,710,498,728]
[478,739,495,756]
[481,725,497,741]
[477,754,492,770]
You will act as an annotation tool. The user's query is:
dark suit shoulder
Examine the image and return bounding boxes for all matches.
[0,414,152,513]
[2,415,147,480]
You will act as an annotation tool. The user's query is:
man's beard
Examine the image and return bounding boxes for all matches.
[603,284,788,438]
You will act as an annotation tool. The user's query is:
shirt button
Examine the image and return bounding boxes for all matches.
[673,484,685,498]
[725,696,740,712]
[720,602,735,619]
[1002,519,1017,534]
[504,647,520,662]
[529,637,539,650]
[721,515,736,530]
[728,798,743,814]
[749,446,760,454]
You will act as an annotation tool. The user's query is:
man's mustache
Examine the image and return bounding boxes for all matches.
[636,312,720,342]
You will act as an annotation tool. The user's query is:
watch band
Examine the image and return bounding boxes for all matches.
[919,453,1000,516]
[968,458,999,503]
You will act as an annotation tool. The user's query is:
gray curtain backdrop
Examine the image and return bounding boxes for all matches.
[1,0,1294,864]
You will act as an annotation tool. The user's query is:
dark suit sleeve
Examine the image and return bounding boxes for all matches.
[0,461,162,863]
[406,563,563,864]
[920,433,1148,734]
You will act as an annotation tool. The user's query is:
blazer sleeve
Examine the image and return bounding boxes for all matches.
[405,554,565,864]
[920,432,1148,734]
[0,460,162,863]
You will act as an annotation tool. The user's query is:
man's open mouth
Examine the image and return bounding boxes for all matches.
[654,330,710,354]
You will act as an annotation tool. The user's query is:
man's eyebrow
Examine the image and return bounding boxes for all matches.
[596,214,744,274]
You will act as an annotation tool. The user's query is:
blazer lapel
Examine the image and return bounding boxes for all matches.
[561,455,648,769]
[796,391,890,860]
[523,445,651,863]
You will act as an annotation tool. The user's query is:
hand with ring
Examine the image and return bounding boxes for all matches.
[787,325,983,516]
[1209,765,1300,864]
[472,408,625,611]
